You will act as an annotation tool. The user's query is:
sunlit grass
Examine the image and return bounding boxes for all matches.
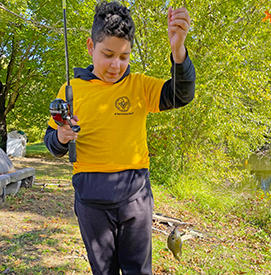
[152,183,271,274]
[26,142,54,158]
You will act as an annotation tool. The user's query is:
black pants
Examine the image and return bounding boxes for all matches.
[74,191,154,275]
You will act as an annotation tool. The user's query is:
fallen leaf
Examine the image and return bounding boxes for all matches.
[262,10,271,22]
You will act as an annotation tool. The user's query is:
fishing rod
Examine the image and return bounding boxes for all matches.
[49,0,80,163]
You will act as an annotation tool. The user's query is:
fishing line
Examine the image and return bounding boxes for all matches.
[171,0,187,184]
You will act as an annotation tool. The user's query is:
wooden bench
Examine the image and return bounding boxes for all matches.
[0,148,35,205]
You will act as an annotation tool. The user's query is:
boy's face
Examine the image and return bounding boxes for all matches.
[87,36,131,83]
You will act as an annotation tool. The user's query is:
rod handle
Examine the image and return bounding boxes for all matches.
[65,85,73,115]
[68,139,77,163]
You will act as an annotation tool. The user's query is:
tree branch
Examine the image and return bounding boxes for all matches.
[4,32,18,100]
[4,31,40,116]
[0,2,90,34]
[134,35,146,71]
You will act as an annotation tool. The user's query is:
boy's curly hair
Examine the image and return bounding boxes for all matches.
[91,1,135,47]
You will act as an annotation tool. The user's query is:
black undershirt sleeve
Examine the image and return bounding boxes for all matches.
[44,126,68,157]
[159,51,196,111]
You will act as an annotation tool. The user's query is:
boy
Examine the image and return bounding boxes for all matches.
[44,1,195,274]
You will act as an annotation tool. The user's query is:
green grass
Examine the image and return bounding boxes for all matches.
[26,142,53,158]
[151,185,271,275]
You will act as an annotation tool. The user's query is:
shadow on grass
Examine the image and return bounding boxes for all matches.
[0,262,73,275]
[0,226,88,274]
[10,155,73,181]
[0,228,86,274]
[1,185,75,218]
[0,186,89,274]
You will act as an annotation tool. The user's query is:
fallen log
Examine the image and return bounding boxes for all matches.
[153,213,193,226]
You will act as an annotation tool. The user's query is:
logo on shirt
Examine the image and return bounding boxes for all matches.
[115,96,134,116]
[115,96,130,112]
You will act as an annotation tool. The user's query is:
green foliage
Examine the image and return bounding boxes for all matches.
[187,0,271,157]
[25,127,45,143]
[1,0,271,200]
[239,191,271,231]
[146,0,271,196]
[151,146,241,213]
[1,0,95,142]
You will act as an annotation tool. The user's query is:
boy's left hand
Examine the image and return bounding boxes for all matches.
[168,7,191,64]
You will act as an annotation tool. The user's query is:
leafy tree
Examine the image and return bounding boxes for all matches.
[120,0,271,187]
[0,0,94,149]
[188,0,271,159]
[147,0,271,187]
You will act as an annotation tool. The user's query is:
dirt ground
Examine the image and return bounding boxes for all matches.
[1,156,271,274]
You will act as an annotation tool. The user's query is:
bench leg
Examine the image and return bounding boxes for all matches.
[21,176,35,188]
[5,181,22,195]
[0,186,6,206]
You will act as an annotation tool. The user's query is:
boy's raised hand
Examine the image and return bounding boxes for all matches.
[57,115,79,144]
[168,7,191,64]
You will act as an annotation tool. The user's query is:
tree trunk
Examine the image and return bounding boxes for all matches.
[0,81,7,152]
[0,113,7,152]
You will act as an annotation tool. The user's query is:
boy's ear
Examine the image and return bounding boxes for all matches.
[87,37,94,56]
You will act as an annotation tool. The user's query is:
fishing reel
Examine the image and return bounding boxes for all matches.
[49,98,80,133]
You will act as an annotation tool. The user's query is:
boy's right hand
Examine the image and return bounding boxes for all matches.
[168,7,190,63]
[57,115,79,144]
